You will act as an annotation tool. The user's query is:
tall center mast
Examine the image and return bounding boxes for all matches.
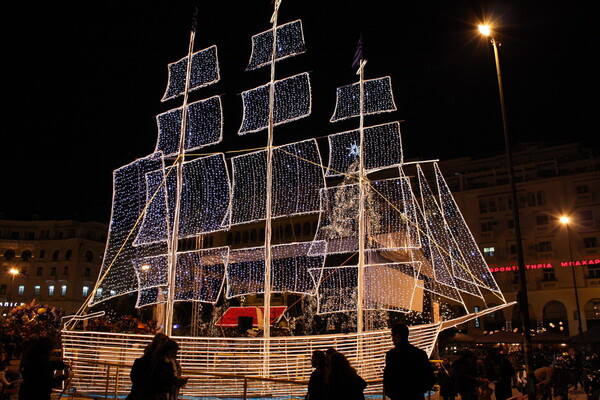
[356,59,367,333]
[165,19,197,336]
[262,0,282,339]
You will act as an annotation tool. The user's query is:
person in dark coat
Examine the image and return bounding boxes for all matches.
[126,333,169,400]
[306,350,327,400]
[18,336,67,400]
[148,338,188,400]
[490,349,515,400]
[451,350,480,400]
[326,350,367,400]
[436,357,455,400]
[384,323,436,400]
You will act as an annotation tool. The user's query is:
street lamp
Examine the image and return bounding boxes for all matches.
[478,23,536,400]
[560,215,585,345]
[8,267,20,302]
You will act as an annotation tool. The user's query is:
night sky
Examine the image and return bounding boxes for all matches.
[3,1,597,223]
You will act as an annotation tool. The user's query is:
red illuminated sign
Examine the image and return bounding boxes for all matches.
[489,258,600,273]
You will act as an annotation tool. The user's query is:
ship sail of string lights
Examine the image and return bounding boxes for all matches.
[61,1,514,397]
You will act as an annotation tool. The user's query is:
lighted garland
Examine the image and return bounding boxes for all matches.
[434,163,504,297]
[134,167,175,246]
[179,154,231,237]
[91,153,166,306]
[246,19,306,71]
[225,243,325,298]
[417,165,482,298]
[175,247,228,303]
[230,139,324,225]
[162,45,220,102]
[408,190,464,304]
[364,262,423,312]
[310,265,358,314]
[330,76,397,122]
[155,96,223,157]
[326,122,403,176]
[238,72,312,135]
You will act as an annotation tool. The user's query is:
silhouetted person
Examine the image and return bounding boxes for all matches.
[436,357,454,400]
[490,349,515,400]
[326,350,366,400]
[126,333,169,400]
[306,350,327,400]
[384,323,435,400]
[452,350,480,400]
[18,336,66,400]
[149,338,188,400]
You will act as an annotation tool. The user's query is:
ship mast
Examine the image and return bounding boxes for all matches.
[262,0,282,339]
[356,59,367,333]
[165,20,197,336]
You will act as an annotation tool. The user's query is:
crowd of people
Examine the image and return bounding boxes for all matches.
[84,315,158,334]
[435,345,600,400]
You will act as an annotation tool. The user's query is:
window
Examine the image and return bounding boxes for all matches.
[483,247,495,257]
[50,267,57,276]
[576,185,589,194]
[36,267,43,276]
[578,210,594,226]
[481,222,494,232]
[17,285,25,296]
[82,286,89,297]
[61,285,67,296]
[538,242,553,252]
[85,250,93,262]
[39,249,45,258]
[97,288,103,296]
[65,249,72,261]
[3,249,15,261]
[479,199,488,214]
[536,215,549,225]
[537,191,546,206]
[84,267,91,277]
[527,192,536,207]
[48,285,55,296]
[589,264,600,279]
[63,266,69,275]
[488,199,497,212]
[10,232,19,240]
[34,286,41,296]
[584,237,598,248]
[543,268,556,282]
[21,250,32,261]
[52,250,59,261]
[0,285,6,295]
[509,244,517,255]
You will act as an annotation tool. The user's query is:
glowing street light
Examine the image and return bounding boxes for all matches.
[560,215,585,345]
[478,22,536,400]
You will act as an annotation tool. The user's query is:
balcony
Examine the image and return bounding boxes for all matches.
[584,247,599,255]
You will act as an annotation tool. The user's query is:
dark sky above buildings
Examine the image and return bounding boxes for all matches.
[3,1,597,223]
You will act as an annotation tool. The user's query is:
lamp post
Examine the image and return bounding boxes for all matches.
[560,216,585,345]
[478,24,536,400]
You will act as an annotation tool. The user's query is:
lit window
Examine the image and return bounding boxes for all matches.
[61,285,67,296]
[17,285,25,296]
[48,285,55,296]
[82,286,89,297]
[97,288,103,296]
[483,247,495,257]
[34,286,41,296]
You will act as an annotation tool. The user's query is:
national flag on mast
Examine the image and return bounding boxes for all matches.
[351,36,364,70]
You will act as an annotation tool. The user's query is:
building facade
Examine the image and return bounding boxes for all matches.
[0,219,107,315]
[438,143,600,336]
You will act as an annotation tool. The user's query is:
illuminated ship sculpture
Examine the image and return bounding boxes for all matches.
[62,1,514,397]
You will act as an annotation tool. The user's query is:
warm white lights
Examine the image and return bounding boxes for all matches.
[560,216,570,224]
[478,24,491,36]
